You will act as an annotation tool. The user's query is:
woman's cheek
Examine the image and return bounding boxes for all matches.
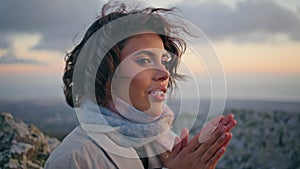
[129,71,151,111]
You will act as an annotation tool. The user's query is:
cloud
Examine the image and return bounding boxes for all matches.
[0,0,103,50]
[0,33,63,65]
[0,0,299,57]
[176,0,300,42]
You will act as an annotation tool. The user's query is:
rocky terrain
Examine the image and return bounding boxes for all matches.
[0,112,60,169]
[1,105,299,169]
[215,109,300,169]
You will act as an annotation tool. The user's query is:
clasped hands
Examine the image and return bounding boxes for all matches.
[160,114,237,169]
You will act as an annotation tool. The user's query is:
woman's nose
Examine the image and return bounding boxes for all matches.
[153,67,170,82]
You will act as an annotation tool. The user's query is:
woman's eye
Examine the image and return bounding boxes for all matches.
[161,61,168,65]
[135,58,151,65]
[161,54,172,65]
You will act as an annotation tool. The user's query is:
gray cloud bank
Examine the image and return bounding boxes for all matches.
[0,0,299,65]
[0,0,102,50]
[0,0,102,64]
[177,0,300,41]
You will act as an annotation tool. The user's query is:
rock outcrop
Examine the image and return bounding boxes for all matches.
[0,112,60,169]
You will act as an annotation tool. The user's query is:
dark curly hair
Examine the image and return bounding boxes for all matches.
[63,1,188,108]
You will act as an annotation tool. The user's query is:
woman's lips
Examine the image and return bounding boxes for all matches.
[149,89,166,102]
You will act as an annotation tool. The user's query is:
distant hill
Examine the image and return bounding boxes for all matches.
[0,98,299,140]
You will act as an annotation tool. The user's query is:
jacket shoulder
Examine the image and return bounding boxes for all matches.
[44,127,117,169]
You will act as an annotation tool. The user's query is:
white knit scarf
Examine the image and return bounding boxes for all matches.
[76,98,177,157]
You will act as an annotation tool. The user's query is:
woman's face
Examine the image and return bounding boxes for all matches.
[112,33,172,117]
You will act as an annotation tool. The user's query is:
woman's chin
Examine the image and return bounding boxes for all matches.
[144,102,164,117]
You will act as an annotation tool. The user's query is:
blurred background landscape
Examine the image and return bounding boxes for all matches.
[1,98,299,168]
[1,98,299,139]
[1,0,300,168]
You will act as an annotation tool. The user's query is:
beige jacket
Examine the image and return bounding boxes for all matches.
[44,127,163,169]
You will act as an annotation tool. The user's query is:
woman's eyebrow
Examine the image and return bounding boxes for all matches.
[133,50,155,57]
[133,50,169,57]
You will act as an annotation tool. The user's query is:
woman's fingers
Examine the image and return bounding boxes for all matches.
[180,128,189,148]
[183,130,202,153]
[199,132,229,164]
[183,124,221,153]
[162,114,236,169]
[221,113,237,132]
[221,114,233,125]
[183,114,236,153]
[204,146,226,169]
[194,125,227,157]
[196,115,235,165]
[226,119,237,132]
[166,128,189,161]
[184,116,225,153]
[199,116,224,143]
[222,132,233,147]
[159,151,169,165]
[203,133,232,169]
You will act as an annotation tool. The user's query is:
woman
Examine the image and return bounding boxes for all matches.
[44,1,236,169]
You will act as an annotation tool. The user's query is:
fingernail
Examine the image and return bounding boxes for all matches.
[221,133,228,139]
[219,147,225,153]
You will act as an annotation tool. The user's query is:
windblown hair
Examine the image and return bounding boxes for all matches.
[63,1,188,108]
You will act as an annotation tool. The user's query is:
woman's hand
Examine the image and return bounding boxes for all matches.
[160,114,237,169]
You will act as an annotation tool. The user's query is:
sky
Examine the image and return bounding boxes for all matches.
[0,0,300,102]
